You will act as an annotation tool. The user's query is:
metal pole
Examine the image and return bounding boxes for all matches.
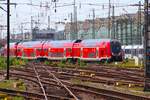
[125,19,128,45]
[31,16,33,40]
[130,18,133,45]
[144,0,150,91]
[139,1,142,45]
[48,16,50,29]
[137,1,141,45]
[21,23,24,40]
[70,13,73,40]
[112,6,115,39]
[6,0,10,80]
[75,6,78,39]
[116,20,119,40]
[108,0,111,38]
[92,8,95,39]
[120,19,124,45]
[73,0,76,39]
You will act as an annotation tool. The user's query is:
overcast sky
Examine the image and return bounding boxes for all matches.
[0,0,144,34]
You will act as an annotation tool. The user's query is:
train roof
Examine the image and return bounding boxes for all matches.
[4,43,16,48]
[122,45,143,49]
[81,39,113,47]
[20,41,44,48]
[46,40,73,47]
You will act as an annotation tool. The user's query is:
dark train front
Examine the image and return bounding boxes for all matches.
[110,40,123,61]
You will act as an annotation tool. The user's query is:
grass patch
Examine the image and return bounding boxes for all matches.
[70,78,82,84]
[77,59,87,68]
[0,57,28,69]
[101,59,144,69]
[0,57,7,70]
[0,79,25,100]
[44,59,88,69]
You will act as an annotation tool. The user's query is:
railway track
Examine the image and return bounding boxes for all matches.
[11,64,144,87]
[0,62,149,100]
[11,68,144,88]
[0,88,71,100]
[40,64,79,100]
[10,70,150,100]
[32,64,48,100]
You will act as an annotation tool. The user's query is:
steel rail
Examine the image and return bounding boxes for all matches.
[9,65,150,100]
[32,65,48,100]
[41,65,79,100]
[0,88,70,100]
[10,67,144,87]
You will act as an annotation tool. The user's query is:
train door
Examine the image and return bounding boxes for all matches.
[72,40,82,58]
[36,48,42,57]
[50,48,64,59]
[23,48,35,59]
[99,42,107,59]
[17,48,22,58]
[99,47,106,58]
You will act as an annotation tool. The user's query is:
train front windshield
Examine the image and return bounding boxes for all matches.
[111,41,121,54]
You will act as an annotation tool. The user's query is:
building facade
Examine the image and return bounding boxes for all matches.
[64,12,144,45]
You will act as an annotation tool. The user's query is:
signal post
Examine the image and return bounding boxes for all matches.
[144,0,150,91]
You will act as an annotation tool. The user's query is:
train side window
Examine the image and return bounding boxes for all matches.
[125,49,131,54]
[142,49,144,54]
[67,48,72,52]
[44,49,48,52]
[125,49,127,54]
[17,49,21,52]
[37,48,41,52]
[132,49,136,56]
[139,49,143,54]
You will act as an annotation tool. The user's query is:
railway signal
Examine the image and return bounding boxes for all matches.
[144,0,150,91]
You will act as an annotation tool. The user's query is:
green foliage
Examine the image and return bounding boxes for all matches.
[0,80,25,100]
[67,59,73,63]
[0,57,28,70]
[61,59,66,64]
[44,61,51,65]
[12,97,24,100]
[44,61,55,66]
[57,63,66,68]
[0,57,6,69]
[102,58,144,69]
[57,60,67,68]
[10,58,28,66]
[78,59,87,68]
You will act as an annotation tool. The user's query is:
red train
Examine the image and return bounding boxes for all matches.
[3,39,123,62]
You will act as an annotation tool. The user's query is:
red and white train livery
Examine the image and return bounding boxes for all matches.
[3,39,122,61]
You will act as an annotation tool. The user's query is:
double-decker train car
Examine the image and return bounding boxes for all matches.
[80,39,122,61]
[21,41,45,59]
[3,39,123,62]
[43,40,72,60]
[4,43,17,57]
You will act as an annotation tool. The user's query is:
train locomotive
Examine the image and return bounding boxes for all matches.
[3,39,123,62]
